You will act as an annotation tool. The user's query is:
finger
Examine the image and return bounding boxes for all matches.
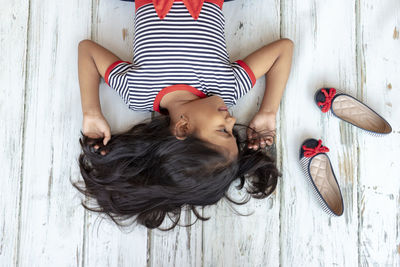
[248,136,254,146]
[249,137,256,146]
[262,136,268,147]
[260,139,266,148]
[246,126,252,140]
[249,138,257,149]
[103,132,111,146]
[253,142,258,150]
[251,129,259,140]
[94,145,99,150]
[248,141,253,149]
[247,129,256,141]
[266,137,273,146]
[84,131,97,139]
[247,133,257,143]
[247,124,256,135]
[255,137,262,149]
[100,150,106,156]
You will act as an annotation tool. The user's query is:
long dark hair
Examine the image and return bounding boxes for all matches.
[72,115,280,231]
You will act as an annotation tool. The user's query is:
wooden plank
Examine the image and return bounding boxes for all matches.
[149,210,202,267]
[202,1,281,266]
[16,0,92,266]
[280,0,359,265]
[5,0,398,266]
[147,0,243,265]
[0,1,29,266]
[357,0,400,265]
[83,1,149,266]
[91,0,150,131]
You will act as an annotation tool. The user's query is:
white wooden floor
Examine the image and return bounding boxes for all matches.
[1,0,400,266]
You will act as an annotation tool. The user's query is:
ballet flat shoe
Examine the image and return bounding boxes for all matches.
[299,138,344,216]
[315,88,392,136]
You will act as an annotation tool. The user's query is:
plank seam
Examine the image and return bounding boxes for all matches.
[355,0,362,266]
[146,228,152,267]
[278,0,283,266]
[201,207,204,267]
[91,0,100,42]
[82,208,87,267]
[80,1,95,266]
[15,0,31,265]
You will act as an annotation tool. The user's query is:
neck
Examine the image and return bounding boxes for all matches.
[160,90,200,125]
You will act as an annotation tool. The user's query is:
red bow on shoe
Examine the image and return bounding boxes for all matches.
[318,88,336,113]
[302,139,329,158]
[152,0,205,20]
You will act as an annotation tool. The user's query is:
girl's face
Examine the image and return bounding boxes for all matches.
[185,95,238,160]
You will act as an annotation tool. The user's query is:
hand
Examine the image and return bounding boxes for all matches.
[82,113,111,156]
[247,111,276,150]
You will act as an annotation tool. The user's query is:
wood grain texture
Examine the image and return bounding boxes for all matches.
[279,0,358,266]
[202,1,281,266]
[3,0,400,266]
[0,0,29,266]
[147,1,279,266]
[83,1,149,267]
[357,0,400,265]
[149,210,203,267]
[16,0,92,266]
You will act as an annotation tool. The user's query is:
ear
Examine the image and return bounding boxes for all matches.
[173,116,191,140]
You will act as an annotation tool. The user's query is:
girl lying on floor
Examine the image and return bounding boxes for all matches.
[74,0,293,230]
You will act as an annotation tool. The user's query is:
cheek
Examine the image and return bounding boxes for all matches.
[191,98,223,127]
[201,106,220,121]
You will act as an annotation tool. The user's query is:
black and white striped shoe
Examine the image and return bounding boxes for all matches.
[315,88,392,136]
[299,138,344,216]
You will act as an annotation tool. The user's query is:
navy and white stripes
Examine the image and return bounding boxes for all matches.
[299,156,338,216]
[299,155,343,216]
[106,1,254,113]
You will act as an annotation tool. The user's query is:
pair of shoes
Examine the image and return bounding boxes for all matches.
[299,88,392,216]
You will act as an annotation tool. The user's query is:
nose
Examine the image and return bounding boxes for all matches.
[226,114,236,126]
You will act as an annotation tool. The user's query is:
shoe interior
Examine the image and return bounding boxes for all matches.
[310,154,343,216]
[332,95,392,134]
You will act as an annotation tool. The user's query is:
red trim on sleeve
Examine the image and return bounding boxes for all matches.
[153,84,207,113]
[235,60,256,87]
[104,60,131,86]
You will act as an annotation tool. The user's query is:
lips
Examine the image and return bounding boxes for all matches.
[218,106,228,111]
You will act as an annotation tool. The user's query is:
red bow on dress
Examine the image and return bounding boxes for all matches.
[152,0,205,20]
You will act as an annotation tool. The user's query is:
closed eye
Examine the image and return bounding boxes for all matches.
[218,128,231,137]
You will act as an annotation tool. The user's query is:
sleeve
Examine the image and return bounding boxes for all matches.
[231,60,257,99]
[104,60,137,104]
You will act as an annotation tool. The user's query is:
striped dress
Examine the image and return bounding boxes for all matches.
[104,0,256,115]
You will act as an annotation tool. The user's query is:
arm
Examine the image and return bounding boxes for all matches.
[242,38,294,115]
[242,39,294,149]
[78,39,121,116]
[78,39,121,147]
